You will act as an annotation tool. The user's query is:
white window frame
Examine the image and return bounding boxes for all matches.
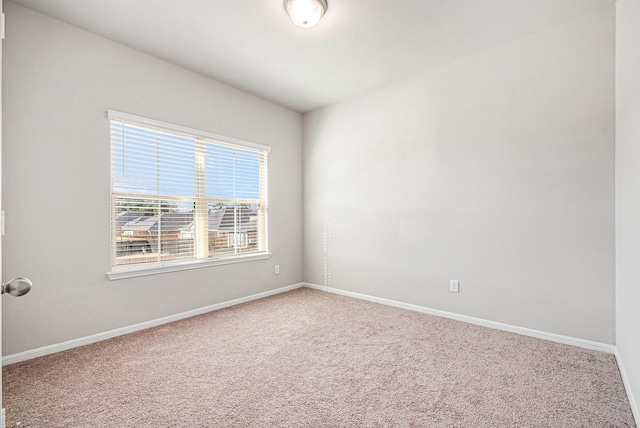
[107,110,270,280]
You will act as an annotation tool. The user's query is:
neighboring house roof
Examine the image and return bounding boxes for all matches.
[115,211,147,229]
[118,205,257,233]
[218,205,258,232]
[208,209,225,230]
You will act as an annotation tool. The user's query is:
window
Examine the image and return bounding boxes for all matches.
[108,110,269,279]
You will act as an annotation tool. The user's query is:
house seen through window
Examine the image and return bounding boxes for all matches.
[109,111,269,276]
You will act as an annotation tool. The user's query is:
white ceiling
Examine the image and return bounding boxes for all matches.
[10,0,614,113]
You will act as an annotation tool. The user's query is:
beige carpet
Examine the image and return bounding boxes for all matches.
[2,287,636,427]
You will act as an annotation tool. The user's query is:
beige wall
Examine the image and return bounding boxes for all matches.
[616,0,640,419]
[303,8,616,343]
[2,2,303,355]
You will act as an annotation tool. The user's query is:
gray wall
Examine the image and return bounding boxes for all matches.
[2,2,303,355]
[303,8,616,344]
[616,0,640,417]
[1,1,620,358]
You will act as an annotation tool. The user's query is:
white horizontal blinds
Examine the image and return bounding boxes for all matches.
[111,122,197,266]
[110,112,268,271]
[205,144,267,257]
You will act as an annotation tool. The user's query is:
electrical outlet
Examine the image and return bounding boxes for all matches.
[275,265,280,274]
[450,280,459,293]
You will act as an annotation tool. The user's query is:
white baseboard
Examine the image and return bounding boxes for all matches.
[1,281,618,361]
[304,283,616,354]
[4,281,634,420]
[615,348,640,425]
[2,283,306,366]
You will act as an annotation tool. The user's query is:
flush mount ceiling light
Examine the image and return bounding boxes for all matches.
[284,0,328,28]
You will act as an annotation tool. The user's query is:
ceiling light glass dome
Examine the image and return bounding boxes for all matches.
[284,0,328,28]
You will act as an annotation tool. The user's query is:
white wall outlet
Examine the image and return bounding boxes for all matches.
[275,265,280,274]
[450,280,459,293]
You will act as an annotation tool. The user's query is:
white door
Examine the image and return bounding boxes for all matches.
[0,4,33,424]
[1,0,5,418]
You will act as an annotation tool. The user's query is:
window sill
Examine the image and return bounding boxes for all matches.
[106,253,271,280]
